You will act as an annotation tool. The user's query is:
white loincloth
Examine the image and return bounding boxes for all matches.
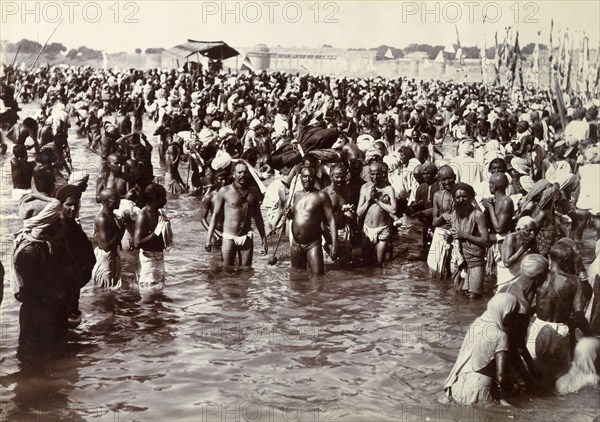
[222,231,253,247]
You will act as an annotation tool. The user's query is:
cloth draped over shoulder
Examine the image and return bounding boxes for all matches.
[517,179,553,217]
[12,195,62,295]
[444,294,519,399]
[158,210,173,250]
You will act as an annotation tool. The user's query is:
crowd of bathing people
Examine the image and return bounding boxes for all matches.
[0,62,599,401]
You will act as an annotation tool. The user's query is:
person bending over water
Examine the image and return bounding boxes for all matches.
[444,294,521,405]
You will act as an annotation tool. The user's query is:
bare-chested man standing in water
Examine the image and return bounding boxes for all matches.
[289,166,337,275]
[481,172,515,277]
[322,163,354,264]
[134,183,169,285]
[92,189,126,288]
[200,169,229,250]
[481,172,514,235]
[357,161,397,266]
[96,154,131,202]
[205,162,267,269]
[429,165,456,278]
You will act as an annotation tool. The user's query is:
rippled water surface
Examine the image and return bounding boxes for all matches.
[0,104,598,421]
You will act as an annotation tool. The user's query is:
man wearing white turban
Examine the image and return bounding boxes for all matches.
[449,140,483,186]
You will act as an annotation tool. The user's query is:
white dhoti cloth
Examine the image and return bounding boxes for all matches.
[92,247,122,288]
[136,250,165,286]
[428,227,451,279]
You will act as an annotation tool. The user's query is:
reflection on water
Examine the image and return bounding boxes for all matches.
[0,104,598,421]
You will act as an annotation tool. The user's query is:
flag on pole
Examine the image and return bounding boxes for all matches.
[493,31,501,85]
[554,77,568,131]
[493,31,499,81]
[594,39,600,97]
[564,33,574,92]
[578,34,589,98]
[509,31,523,92]
[479,42,487,85]
[241,55,255,72]
[434,49,445,63]
[102,51,109,69]
[455,25,467,80]
[503,28,514,84]
[549,20,554,88]
[526,31,540,87]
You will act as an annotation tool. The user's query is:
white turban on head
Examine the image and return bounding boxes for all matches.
[383,154,400,172]
[211,150,232,171]
[356,134,375,152]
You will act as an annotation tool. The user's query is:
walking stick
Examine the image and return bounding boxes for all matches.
[268,172,299,265]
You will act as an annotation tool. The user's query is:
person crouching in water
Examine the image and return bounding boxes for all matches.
[357,161,397,266]
[134,183,171,286]
[443,293,521,405]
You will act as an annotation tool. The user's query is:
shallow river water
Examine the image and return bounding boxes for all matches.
[0,103,598,422]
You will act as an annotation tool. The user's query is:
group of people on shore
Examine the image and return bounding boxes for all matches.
[1,62,599,401]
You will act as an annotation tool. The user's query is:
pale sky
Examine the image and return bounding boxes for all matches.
[1,1,599,53]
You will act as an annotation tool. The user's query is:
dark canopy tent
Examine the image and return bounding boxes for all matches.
[164,40,239,63]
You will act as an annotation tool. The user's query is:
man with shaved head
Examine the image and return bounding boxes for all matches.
[92,188,126,288]
[357,161,397,266]
[482,172,514,235]
[481,172,515,279]
[428,165,456,278]
[95,153,131,202]
[288,166,337,274]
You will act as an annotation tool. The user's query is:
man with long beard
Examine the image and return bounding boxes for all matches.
[448,182,490,298]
